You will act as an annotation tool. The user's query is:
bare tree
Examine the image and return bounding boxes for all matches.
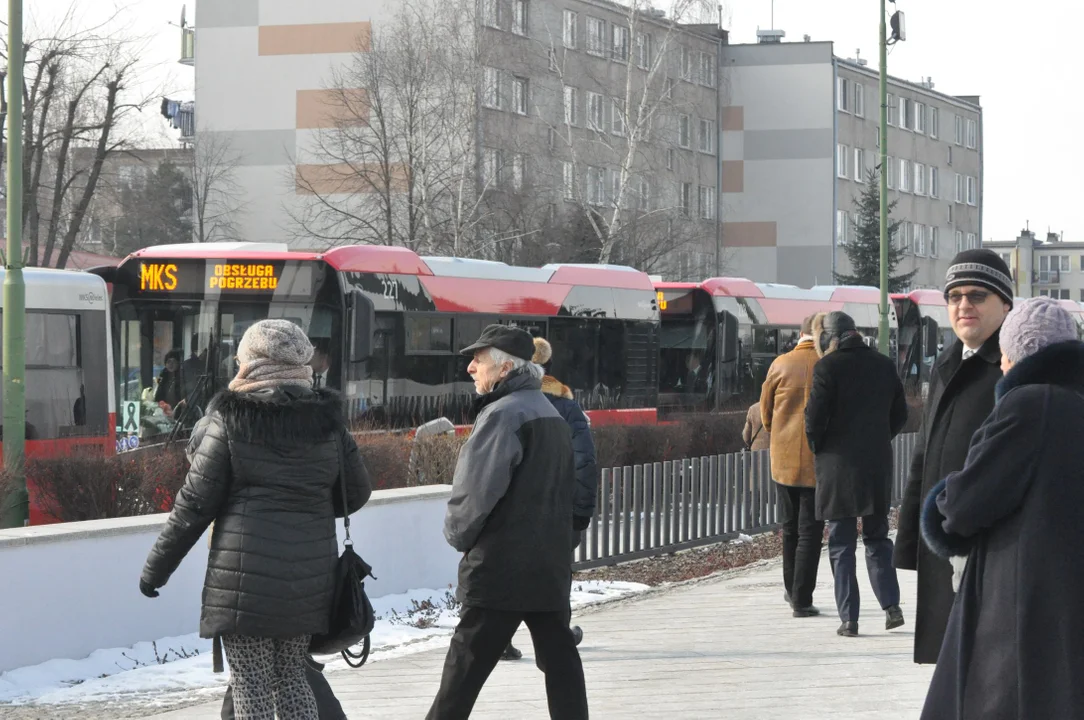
[191,130,245,242]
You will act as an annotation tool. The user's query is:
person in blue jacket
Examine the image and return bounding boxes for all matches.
[499,336,598,662]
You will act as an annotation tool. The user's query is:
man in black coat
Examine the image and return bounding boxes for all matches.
[893,249,1013,664]
[427,325,587,720]
[805,311,908,638]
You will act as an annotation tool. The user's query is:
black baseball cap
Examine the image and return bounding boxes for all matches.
[459,324,535,362]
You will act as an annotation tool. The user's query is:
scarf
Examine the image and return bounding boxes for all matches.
[228,357,313,393]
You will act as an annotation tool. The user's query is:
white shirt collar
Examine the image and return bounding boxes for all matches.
[962,345,980,360]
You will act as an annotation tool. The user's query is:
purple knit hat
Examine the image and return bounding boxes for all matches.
[999,296,1078,363]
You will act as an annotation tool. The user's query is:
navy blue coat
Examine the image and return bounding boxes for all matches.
[542,376,598,520]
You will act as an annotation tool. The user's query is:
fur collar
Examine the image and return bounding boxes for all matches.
[921,477,972,559]
[209,387,344,443]
[813,311,864,357]
[541,375,573,400]
[996,340,1084,402]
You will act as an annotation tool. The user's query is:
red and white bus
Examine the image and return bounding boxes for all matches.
[92,242,662,436]
[0,268,117,524]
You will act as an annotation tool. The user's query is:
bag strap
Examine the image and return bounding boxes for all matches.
[335,431,352,547]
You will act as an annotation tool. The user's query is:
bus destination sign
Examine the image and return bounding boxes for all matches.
[137,261,314,296]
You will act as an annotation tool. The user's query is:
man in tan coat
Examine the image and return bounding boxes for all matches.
[760,314,824,616]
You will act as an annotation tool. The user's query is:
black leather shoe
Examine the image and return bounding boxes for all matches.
[837,621,859,637]
[886,605,905,630]
[501,644,523,661]
[792,605,820,618]
[571,626,583,646]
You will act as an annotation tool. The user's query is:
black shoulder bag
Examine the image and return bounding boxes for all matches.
[309,433,377,668]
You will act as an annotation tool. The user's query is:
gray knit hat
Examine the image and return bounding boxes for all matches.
[236,319,314,366]
[999,297,1078,363]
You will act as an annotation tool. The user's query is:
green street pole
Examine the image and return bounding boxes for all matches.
[876,0,890,357]
[2,0,27,528]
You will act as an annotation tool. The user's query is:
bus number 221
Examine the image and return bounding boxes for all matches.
[380,279,399,301]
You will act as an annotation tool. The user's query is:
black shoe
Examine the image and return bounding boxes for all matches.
[571,626,583,646]
[886,605,905,630]
[792,605,820,618]
[501,644,523,661]
[837,621,859,637]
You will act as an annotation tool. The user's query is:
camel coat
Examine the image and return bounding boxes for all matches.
[760,339,818,487]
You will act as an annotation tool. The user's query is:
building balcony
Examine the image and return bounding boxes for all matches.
[180,28,194,66]
[1033,270,1060,285]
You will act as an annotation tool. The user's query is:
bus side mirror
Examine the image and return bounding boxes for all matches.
[348,289,374,362]
[720,312,738,363]
[924,321,939,358]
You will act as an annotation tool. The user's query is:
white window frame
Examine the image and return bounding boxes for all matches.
[887,155,896,189]
[638,176,650,211]
[930,107,939,138]
[915,102,926,133]
[966,175,977,206]
[837,76,849,112]
[854,148,865,183]
[586,17,606,56]
[482,66,502,110]
[954,114,965,146]
[698,118,715,154]
[511,0,528,36]
[948,203,955,224]
[930,226,939,258]
[482,147,501,186]
[635,32,652,69]
[899,157,911,192]
[587,166,606,205]
[678,114,690,148]
[562,161,575,200]
[666,148,674,170]
[563,10,577,49]
[955,230,964,253]
[955,173,965,203]
[966,232,977,250]
[929,166,940,199]
[612,25,630,62]
[698,185,715,220]
[611,97,625,136]
[854,83,865,118]
[914,162,926,196]
[510,153,524,190]
[699,52,715,87]
[887,94,896,126]
[680,47,692,81]
[898,97,909,129]
[1060,255,1071,272]
[563,86,578,126]
[837,144,849,179]
[482,0,500,29]
[966,119,978,149]
[836,209,849,245]
[610,170,621,207]
[511,76,528,115]
[914,224,926,257]
[679,181,692,215]
[586,91,604,130]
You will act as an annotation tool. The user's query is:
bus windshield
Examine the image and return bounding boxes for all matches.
[113,298,341,441]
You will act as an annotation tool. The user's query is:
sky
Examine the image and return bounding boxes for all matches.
[7,0,1080,243]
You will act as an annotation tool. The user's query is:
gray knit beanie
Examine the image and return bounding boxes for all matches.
[999,297,1078,363]
[236,319,314,366]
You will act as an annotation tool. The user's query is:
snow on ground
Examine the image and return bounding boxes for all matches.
[0,580,647,708]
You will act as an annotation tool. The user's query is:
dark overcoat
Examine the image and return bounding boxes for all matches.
[919,341,1084,720]
[894,331,1003,663]
[804,335,908,521]
[142,387,372,639]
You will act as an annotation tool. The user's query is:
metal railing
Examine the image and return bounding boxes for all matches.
[573,432,919,570]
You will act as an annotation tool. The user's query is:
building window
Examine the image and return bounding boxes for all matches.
[678,114,690,148]
[587,91,604,130]
[698,185,715,219]
[512,76,528,115]
[915,102,926,133]
[954,114,965,145]
[563,10,577,48]
[837,144,849,179]
[666,148,674,170]
[954,173,965,203]
[511,0,528,36]
[679,182,691,215]
[854,148,865,182]
[914,162,926,195]
[966,232,978,250]
[955,230,964,253]
[482,147,501,186]
[929,166,940,199]
[698,118,715,154]
[562,161,575,200]
[586,17,606,56]
[1060,255,1071,272]
[967,119,978,149]
[899,97,910,129]
[837,210,849,245]
[564,87,578,125]
[510,153,524,190]
[966,175,977,206]
[837,77,849,112]
[612,25,630,62]
[482,0,500,29]
[887,94,895,126]
[635,32,653,69]
[899,158,911,192]
[638,176,650,211]
[611,97,625,135]
[663,77,674,98]
[930,226,939,258]
[587,166,606,205]
[699,52,715,87]
[886,155,896,189]
[854,83,865,118]
[915,224,926,256]
[930,107,939,138]
[610,170,621,207]
[681,47,692,81]
[482,66,501,109]
[948,204,954,224]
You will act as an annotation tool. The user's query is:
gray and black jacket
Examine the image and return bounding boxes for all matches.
[445,367,576,612]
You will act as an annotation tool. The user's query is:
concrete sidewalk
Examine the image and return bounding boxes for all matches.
[150,550,934,720]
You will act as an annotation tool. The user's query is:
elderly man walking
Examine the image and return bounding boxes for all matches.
[759,314,823,616]
[894,249,1013,664]
[426,324,588,720]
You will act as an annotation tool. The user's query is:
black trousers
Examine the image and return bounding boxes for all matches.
[221,656,345,720]
[427,605,589,720]
[779,485,824,608]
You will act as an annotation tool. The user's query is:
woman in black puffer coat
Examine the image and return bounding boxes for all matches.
[140,320,371,719]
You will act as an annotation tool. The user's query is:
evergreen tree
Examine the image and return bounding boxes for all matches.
[110,162,194,257]
[835,168,917,291]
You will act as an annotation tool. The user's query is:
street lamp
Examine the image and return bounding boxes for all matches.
[877,0,905,356]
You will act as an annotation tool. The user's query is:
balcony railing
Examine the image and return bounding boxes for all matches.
[1034,270,1061,285]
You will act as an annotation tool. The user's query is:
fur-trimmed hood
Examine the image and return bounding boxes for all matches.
[812,312,864,357]
[995,340,1084,402]
[207,386,344,444]
[541,375,573,400]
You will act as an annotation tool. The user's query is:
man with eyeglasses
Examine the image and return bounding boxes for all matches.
[895,249,1013,665]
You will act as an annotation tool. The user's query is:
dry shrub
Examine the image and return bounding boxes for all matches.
[353,432,412,490]
[593,413,747,469]
[408,434,467,487]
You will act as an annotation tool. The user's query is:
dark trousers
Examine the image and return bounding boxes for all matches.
[427,605,589,720]
[779,485,824,608]
[827,514,900,623]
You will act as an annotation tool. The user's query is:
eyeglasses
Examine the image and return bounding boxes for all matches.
[945,290,991,306]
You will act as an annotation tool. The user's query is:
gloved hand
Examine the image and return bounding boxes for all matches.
[140,578,160,598]
[573,515,591,532]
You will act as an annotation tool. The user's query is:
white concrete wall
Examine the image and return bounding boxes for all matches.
[0,485,457,673]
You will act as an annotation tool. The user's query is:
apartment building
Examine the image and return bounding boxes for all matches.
[985,229,1084,301]
[720,33,983,288]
